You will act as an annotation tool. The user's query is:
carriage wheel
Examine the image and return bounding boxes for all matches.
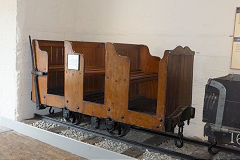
[72,113,83,125]
[105,119,130,137]
[63,109,82,125]
[208,142,219,155]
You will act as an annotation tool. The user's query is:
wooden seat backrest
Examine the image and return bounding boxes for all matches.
[68,41,105,94]
[70,42,144,73]
[36,40,159,96]
[36,40,64,95]
[70,41,105,68]
[113,43,160,74]
[113,43,141,72]
[37,40,64,68]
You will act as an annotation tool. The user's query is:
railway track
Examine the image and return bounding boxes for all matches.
[24,113,240,160]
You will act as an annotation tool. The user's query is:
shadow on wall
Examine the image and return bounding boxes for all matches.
[16,34,35,120]
[15,0,79,120]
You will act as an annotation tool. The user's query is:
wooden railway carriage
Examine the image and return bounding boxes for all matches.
[31,39,195,138]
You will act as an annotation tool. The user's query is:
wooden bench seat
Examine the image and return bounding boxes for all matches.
[48,65,64,71]
[48,66,105,74]
[85,66,105,75]
[130,71,158,82]
[84,67,158,82]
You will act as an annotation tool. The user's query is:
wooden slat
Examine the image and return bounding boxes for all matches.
[49,65,64,70]
[165,46,194,116]
[46,94,65,108]
[84,67,158,82]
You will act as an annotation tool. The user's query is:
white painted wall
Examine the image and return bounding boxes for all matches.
[16,0,79,119]
[15,0,240,138]
[0,0,17,120]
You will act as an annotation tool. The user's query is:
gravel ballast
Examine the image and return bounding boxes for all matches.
[95,139,132,153]
[31,120,59,130]
[27,119,240,160]
[59,128,94,141]
[141,150,180,160]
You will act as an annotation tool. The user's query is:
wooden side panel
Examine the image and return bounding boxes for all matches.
[139,45,160,73]
[113,43,140,100]
[105,43,130,119]
[165,46,195,117]
[64,41,84,112]
[31,40,48,104]
[64,41,107,118]
[46,94,65,108]
[156,52,168,129]
[105,43,164,131]
[82,102,107,118]
[138,45,160,99]
[123,110,163,130]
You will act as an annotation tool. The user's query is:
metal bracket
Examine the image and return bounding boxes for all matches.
[31,70,47,76]
[29,36,46,110]
[165,106,195,132]
[63,107,70,120]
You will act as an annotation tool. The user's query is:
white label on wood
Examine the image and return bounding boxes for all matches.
[67,54,80,70]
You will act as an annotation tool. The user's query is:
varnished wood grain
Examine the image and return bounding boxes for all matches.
[165,46,194,117]
[32,40,65,108]
[139,45,160,73]
[46,94,65,108]
[156,51,168,130]
[32,39,194,132]
[105,43,163,130]
[38,40,64,96]
[64,41,107,118]
[105,42,130,119]
[68,41,106,98]
[0,131,84,160]
[113,43,141,71]
[64,41,84,112]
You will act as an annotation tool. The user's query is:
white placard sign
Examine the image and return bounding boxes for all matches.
[231,7,240,69]
[67,54,80,70]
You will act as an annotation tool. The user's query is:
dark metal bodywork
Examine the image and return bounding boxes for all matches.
[203,74,240,147]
